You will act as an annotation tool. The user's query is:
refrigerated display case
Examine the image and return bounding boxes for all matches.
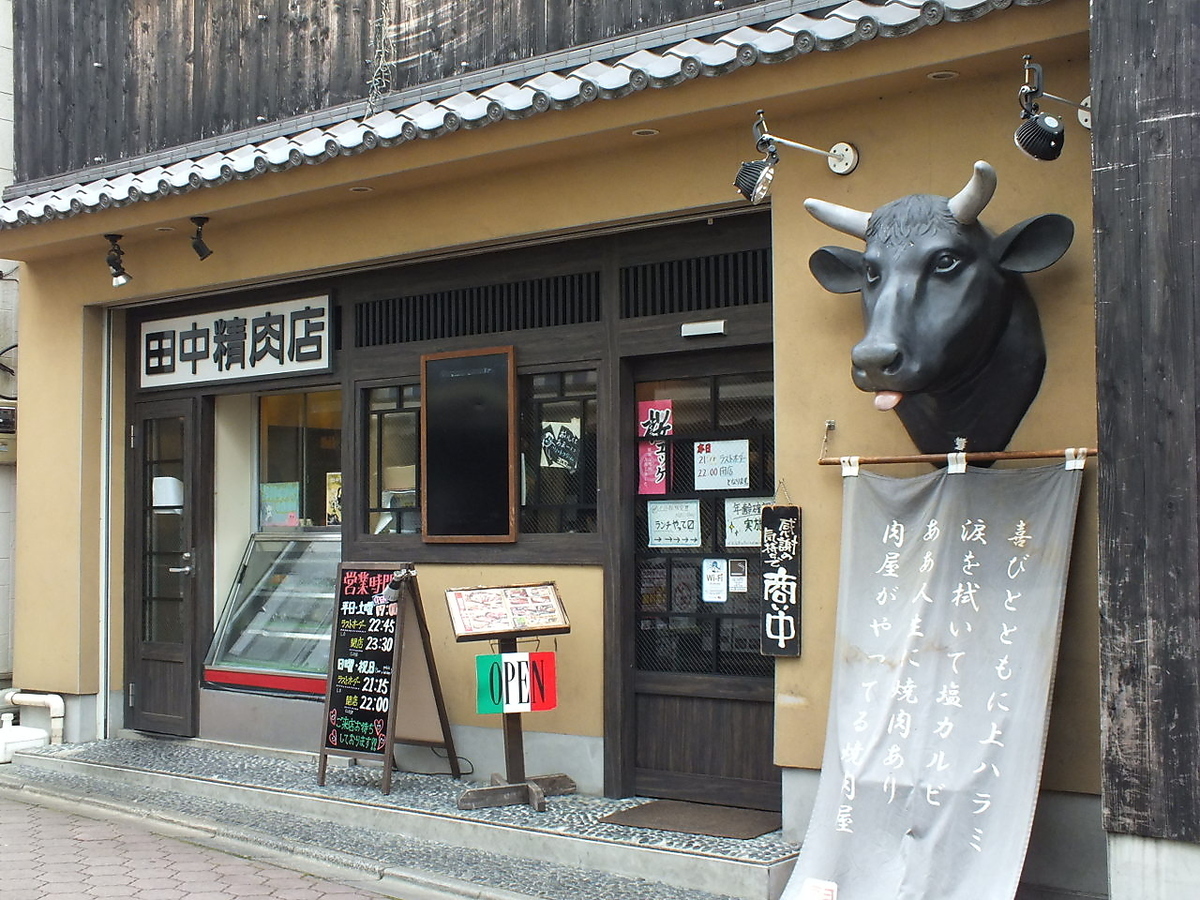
[203,531,340,695]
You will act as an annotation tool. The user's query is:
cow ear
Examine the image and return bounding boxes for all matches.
[809,246,865,294]
[994,214,1074,273]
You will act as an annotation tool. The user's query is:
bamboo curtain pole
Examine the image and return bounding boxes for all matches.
[818,448,1098,466]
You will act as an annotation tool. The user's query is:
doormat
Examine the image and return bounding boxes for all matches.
[598,799,781,839]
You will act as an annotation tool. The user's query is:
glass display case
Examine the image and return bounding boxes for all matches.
[203,531,341,695]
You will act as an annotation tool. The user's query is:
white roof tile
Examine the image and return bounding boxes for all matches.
[0,0,1056,229]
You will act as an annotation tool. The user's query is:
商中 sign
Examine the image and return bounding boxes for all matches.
[476,652,558,713]
[761,505,802,656]
[140,295,331,388]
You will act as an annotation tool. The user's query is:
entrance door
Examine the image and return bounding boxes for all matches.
[629,350,780,810]
[126,397,211,735]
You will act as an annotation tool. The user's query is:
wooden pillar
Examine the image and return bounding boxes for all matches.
[1093,0,1200,842]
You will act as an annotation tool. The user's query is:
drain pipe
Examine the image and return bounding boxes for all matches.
[0,689,65,744]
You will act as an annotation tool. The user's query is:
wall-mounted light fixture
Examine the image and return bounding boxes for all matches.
[1015,55,1091,161]
[190,216,213,260]
[104,234,131,287]
[733,109,858,204]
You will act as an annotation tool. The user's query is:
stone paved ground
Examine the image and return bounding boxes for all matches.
[0,796,402,900]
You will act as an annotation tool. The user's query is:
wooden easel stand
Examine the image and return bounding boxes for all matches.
[455,637,576,811]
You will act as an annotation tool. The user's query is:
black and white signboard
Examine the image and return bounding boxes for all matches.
[140,295,331,388]
[761,504,801,656]
[782,462,1083,900]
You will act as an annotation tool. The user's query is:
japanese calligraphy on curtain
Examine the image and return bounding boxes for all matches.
[783,464,1082,900]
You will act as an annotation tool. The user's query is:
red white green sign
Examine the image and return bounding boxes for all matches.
[476,652,557,714]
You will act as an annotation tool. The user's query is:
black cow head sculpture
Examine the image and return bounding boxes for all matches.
[806,161,1074,456]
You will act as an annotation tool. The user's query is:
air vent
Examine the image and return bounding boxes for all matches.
[356,271,601,347]
[620,248,771,319]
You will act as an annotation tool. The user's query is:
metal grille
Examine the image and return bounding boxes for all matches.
[634,372,774,679]
[619,248,771,319]
[355,271,601,347]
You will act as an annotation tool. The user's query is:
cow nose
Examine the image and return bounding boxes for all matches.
[853,342,904,375]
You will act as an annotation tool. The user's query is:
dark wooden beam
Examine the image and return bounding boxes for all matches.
[1093,0,1200,842]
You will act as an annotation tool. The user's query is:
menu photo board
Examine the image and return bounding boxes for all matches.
[445,582,571,643]
[317,563,459,794]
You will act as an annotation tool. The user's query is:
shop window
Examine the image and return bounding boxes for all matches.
[366,384,422,535]
[634,371,774,679]
[365,368,598,536]
[259,390,343,528]
[520,370,598,534]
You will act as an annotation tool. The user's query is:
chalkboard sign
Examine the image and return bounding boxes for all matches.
[421,347,516,542]
[317,563,458,794]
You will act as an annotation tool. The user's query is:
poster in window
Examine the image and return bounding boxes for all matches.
[647,499,702,547]
[540,418,580,472]
[725,497,773,547]
[421,347,516,542]
[637,399,672,495]
[703,558,729,603]
[694,439,751,491]
[326,472,343,525]
[260,482,300,527]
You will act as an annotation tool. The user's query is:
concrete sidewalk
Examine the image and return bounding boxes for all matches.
[0,795,407,900]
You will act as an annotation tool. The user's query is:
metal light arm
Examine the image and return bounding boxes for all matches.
[752,110,859,175]
[1020,56,1091,126]
[760,133,840,161]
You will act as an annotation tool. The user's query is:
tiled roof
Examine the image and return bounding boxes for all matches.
[0,0,1053,230]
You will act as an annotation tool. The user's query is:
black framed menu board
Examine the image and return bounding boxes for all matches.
[317,563,458,794]
[421,346,517,543]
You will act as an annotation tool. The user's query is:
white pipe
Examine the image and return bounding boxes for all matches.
[0,688,65,744]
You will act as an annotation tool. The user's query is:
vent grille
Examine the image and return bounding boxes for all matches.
[356,271,602,347]
[620,248,771,318]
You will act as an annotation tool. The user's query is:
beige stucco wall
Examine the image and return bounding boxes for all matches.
[767,59,1098,794]
[0,0,1092,783]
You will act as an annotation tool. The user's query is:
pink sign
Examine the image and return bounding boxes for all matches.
[637,400,673,494]
[637,400,673,438]
[639,441,670,494]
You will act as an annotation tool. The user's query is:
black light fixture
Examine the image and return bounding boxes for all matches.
[733,109,858,204]
[104,233,131,287]
[190,216,213,260]
[1015,55,1091,162]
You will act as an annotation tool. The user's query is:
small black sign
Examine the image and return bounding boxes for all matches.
[760,505,802,656]
[323,565,405,758]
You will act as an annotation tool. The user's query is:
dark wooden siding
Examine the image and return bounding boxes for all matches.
[1093,0,1200,841]
[14,0,763,183]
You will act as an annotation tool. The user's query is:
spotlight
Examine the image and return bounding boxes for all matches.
[104,233,132,287]
[1015,55,1091,162]
[733,110,857,204]
[1015,112,1065,161]
[734,153,777,205]
[190,216,213,260]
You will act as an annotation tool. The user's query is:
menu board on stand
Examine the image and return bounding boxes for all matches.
[446,582,574,811]
[317,563,459,794]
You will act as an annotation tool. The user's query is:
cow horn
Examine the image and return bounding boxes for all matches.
[947,160,997,224]
[804,198,870,239]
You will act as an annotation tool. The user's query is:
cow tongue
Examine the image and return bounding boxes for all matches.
[874,391,904,411]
